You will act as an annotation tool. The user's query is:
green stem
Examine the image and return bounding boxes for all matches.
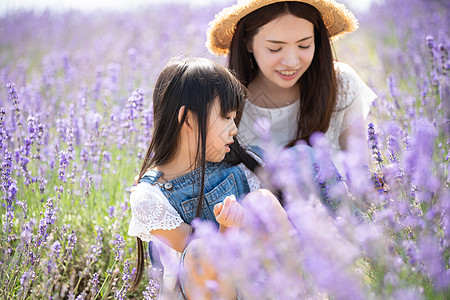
[93,260,117,300]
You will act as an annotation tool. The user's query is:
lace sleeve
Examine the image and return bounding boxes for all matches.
[238,149,263,192]
[335,62,377,131]
[238,163,261,192]
[326,62,377,149]
[127,183,183,242]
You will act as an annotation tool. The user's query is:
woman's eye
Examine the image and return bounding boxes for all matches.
[268,48,281,53]
[298,45,311,49]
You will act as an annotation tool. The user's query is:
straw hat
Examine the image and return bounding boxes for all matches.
[206,0,358,56]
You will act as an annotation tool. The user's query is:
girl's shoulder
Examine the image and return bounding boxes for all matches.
[128,181,183,238]
[129,181,167,207]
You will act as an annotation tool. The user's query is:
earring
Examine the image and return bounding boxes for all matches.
[249,55,254,69]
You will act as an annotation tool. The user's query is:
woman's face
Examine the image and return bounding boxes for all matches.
[249,14,315,90]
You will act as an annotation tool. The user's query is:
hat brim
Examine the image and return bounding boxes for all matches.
[206,0,358,56]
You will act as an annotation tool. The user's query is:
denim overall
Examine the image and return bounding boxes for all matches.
[140,161,250,227]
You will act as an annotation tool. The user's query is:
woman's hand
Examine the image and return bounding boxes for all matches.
[214,195,245,231]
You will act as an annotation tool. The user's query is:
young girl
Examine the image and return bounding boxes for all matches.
[128,58,281,299]
[206,0,377,157]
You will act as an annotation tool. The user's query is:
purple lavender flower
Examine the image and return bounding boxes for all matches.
[85,226,103,265]
[102,150,112,163]
[0,107,9,151]
[112,233,125,261]
[51,241,62,259]
[2,150,16,234]
[114,259,132,300]
[19,219,35,249]
[6,82,22,129]
[418,236,450,291]
[386,141,400,169]
[58,150,69,182]
[64,230,77,260]
[89,273,100,296]
[19,269,34,296]
[35,197,56,246]
[142,278,160,300]
[367,123,383,167]
[108,205,115,218]
[426,35,434,49]
[46,240,62,275]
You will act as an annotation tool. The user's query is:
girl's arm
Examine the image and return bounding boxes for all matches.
[151,223,193,253]
[153,195,246,251]
[153,195,248,250]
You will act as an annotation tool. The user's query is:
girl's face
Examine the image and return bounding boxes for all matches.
[249,14,315,91]
[205,98,238,162]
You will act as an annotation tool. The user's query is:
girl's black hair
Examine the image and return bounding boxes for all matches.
[131,58,260,290]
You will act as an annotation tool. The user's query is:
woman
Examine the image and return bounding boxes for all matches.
[206,0,377,157]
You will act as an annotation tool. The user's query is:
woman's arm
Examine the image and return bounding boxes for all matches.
[339,115,366,151]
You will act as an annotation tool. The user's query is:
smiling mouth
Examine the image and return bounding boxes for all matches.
[278,70,297,76]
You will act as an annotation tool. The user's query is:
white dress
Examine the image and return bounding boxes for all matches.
[128,161,262,292]
[238,62,377,152]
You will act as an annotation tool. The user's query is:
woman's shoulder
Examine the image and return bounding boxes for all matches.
[236,148,263,192]
[334,61,360,85]
[333,61,365,108]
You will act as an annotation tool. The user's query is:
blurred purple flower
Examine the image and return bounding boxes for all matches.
[108,205,115,218]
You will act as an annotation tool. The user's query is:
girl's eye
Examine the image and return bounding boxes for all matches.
[268,48,281,53]
[298,45,311,49]
[226,112,237,120]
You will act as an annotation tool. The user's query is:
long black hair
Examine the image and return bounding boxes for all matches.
[131,58,260,290]
[228,2,338,146]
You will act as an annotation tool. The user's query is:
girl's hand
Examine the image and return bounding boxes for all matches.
[214,195,245,230]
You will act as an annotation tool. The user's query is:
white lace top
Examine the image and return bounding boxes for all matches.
[238,62,377,151]
[128,162,261,242]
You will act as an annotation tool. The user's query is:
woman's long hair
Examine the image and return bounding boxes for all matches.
[228,2,337,146]
[131,58,260,290]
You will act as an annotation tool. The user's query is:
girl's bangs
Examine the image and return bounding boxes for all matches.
[216,73,246,116]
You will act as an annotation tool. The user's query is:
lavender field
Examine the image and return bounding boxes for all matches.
[0,0,449,299]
